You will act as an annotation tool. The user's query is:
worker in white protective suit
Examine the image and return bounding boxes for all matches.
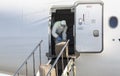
[52,20,68,43]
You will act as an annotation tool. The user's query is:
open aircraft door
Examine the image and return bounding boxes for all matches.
[75,2,103,53]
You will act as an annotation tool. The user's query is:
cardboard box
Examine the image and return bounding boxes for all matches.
[55,42,68,57]
[40,64,56,76]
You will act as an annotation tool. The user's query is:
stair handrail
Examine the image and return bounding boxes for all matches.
[13,40,43,76]
[46,40,70,76]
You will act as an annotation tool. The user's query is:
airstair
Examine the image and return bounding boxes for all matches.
[13,40,76,76]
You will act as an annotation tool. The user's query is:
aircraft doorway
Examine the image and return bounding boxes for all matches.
[49,7,75,55]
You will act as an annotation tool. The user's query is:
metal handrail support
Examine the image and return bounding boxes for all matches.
[13,40,43,76]
[61,58,76,76]
[46,40,70,76]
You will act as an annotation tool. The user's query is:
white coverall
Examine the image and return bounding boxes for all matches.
[52,20,67,41]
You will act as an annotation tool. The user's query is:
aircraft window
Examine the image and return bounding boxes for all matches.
[109,16,118,28]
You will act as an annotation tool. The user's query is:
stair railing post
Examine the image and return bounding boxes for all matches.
[26,61,28,76]
[33,52,36,76]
